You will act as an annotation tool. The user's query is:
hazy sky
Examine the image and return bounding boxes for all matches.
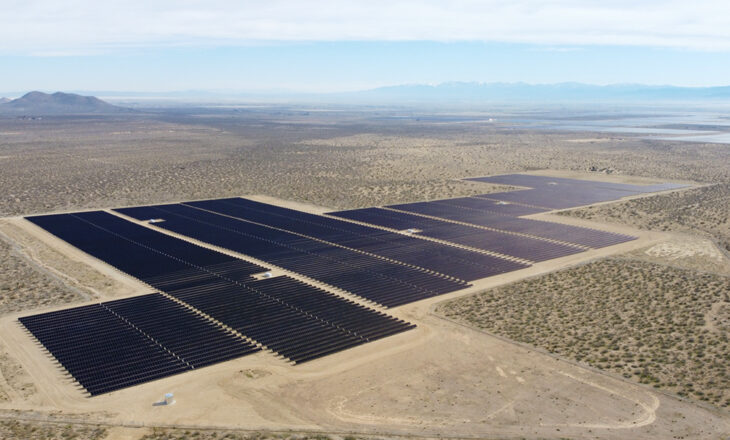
[2,0,729,93]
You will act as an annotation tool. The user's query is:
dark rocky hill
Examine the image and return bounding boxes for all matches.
[0,91,131,114]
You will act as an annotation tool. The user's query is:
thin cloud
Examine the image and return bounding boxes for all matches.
[2,0,730,54]
[534,47,585,52]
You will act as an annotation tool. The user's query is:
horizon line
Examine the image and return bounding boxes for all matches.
[3,81,730,98]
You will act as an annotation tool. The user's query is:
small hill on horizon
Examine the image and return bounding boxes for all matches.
[0,91,132,114]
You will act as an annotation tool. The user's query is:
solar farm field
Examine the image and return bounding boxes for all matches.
[13,174,683,398]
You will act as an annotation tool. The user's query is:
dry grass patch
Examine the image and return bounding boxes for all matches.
[438,259,730,407]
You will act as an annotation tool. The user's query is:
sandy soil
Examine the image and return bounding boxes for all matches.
[635,235,730,276]
[0,191,728,440]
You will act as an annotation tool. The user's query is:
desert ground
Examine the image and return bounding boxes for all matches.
[0,107,728,440]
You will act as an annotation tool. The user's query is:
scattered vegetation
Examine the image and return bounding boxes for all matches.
[0,419,106,440]
[141,430,381,440]
[0,235,81,316]
[439,258,730,407]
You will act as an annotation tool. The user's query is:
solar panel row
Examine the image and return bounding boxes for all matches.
[28,211,266,284]
[328,208,583,262]
[478,189,623,210]
[426,196,548,216]
[384,201,634,249]
[327,207,440,231]
[469,174,686,192]
[19,293,259,396]
[387,201,510,223]
[165,276,414,363]
[465,216,636,248]
[103,294,260,368]
[421,224,585,262]
[391,203,620,249]
[466,174,688,210]
[178,197,527,282]
[115,203,469,307]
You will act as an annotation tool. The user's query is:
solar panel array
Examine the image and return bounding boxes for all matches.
[19,293,259,396]
[165,276,414,363]
[465,174,688,210]
[463,216,635,248]
[27,210,267,286]
[23,210,415,394]
[388,200,545,220]
[181,197,528,281]
[426,196,548,216]
[115,203,469,307]
[328,207,584,262]
[328,207,439,231]
[384,202,634,249]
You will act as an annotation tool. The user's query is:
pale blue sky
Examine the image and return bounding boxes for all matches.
[1,1,729,93]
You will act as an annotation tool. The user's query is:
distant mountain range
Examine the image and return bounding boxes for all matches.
[0,91,131,114]
[346,82,730,103]
[77,83,730,104]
